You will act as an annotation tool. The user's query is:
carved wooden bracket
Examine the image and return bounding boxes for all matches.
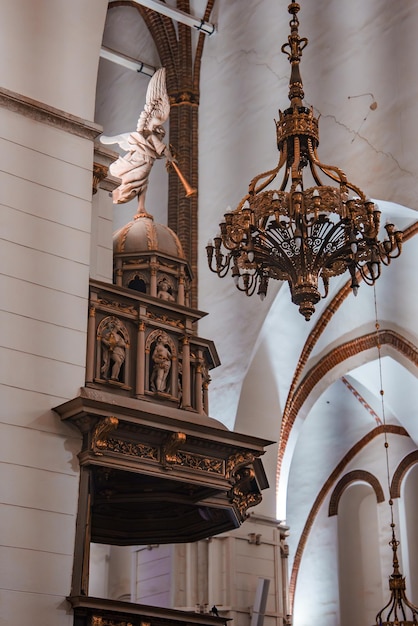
[91,416,119,455]
[161,431,186,468]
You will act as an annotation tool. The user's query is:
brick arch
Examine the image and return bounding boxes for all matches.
[288,424,408,613]
[391,449,418,498]
[328,469,384,517]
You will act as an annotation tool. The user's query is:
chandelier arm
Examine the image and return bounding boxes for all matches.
[251,167,281,195]
[308,140,367,198]
[308,140,347,185]
[318,162,366,199]
[403,592,418,615]
[357,261,380,285]
[217,261,232,278]
[315,159,367,200]
[236,193,252,212]
[379,242,402,263]
[308,160,324,187]
[280,165,291,191]
[376,595,396,624]
[235,270,259,296]
[248,149,288,196]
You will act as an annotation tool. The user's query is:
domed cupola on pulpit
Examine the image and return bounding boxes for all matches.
[113,210,192,307]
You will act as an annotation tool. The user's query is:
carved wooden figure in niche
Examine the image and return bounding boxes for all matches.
[150,333,172,393]
[100,319,127,381]
[157,278,175,301]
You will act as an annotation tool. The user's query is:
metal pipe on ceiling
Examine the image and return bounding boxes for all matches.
[100,47,156,76]
[129,0,216,35]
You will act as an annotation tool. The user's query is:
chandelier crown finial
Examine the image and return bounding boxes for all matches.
[281,2,307,107]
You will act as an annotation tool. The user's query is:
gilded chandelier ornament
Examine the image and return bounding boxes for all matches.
[206,2,402,320]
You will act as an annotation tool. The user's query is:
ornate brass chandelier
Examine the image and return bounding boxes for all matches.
[206,2,402,320]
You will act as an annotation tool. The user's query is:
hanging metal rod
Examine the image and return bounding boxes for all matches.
[100,46,156,77]
[129,0,216,35]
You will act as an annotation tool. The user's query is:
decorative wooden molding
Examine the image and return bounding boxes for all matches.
[94,142,121,192]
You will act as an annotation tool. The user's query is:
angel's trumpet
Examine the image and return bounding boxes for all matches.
[169,160,197,197]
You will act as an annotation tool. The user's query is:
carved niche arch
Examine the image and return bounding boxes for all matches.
[125,270,149,294]
[96,316,131,387]
[145,330,178,397]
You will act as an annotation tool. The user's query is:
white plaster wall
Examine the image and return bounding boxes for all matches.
[0,106,94,625]
[128,519,287,626]
[338,485,382,626]
[0,0,107,120]
[215,519,286,626]
[0,0,109,620]
[235,342,282,520]
[135,544,174,607]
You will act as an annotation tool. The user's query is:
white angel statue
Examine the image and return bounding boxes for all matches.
[100,67,174,211]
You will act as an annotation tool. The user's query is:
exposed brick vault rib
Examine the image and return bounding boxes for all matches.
[108,1,215,309]
[288,424,410,612]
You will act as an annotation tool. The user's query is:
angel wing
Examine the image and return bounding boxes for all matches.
[100,132,131,151]
[99,67,169,147]
[142,67,170,128]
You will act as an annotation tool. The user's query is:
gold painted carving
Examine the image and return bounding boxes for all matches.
[105,438,159,461]
[91,416,119,455]
[225,451,256,480]
[93,162,108,194]
[230,466,262,517]
[231,490,263,517]
[92,617,134,626]
[146,311,184,329]
[161,432,186,467]
[176,450,224,474]
[98,298,137,316]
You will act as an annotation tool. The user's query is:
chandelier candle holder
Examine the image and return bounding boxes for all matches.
[206,2,402,320]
